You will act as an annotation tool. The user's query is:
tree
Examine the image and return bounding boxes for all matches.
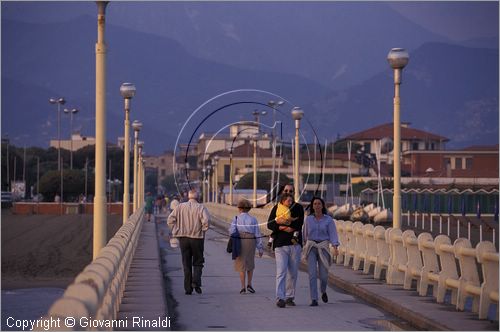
[161,174,177,195]
[38,169,93,202]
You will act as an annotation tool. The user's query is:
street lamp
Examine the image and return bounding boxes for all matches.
[387,47,409,230]
[138,140,144,206]
[63,108,79,169]
[211,159,216,203]
[132,120,142,212]
[93,0,109,259]
[214,155,219,203]
[291,106,304,202]
[253,136,258,207]
[207,164,212,202]
[120,82,136,224]
[202,167,207,203]
[268,100,284,203]
[49,97,66,171]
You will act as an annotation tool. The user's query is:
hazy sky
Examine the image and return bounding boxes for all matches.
[2,1,498,42]
[388,1,499,41]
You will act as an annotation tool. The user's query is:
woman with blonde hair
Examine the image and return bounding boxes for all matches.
[229,199,264,294]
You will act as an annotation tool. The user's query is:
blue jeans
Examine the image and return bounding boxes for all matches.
[307,247,329,301]
[274,244,301,300]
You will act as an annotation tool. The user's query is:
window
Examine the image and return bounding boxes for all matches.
[466,158,473,169]
[431,143,435,150]
[245,164,252,168]
[455,158,462,170]
[444,157,451,168]
[363,142,371,153]
[412,142,419,151]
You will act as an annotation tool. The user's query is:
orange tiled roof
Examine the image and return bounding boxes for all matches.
[344,123,449,142]
[461,144,499,151]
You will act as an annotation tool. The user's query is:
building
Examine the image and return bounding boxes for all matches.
[403,144,499,178]
[143,151,175,192]
[343,122,449,164]
[50,133,96,151]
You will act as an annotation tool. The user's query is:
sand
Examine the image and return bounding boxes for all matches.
[1,211,122,290]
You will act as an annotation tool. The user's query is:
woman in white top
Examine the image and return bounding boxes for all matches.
[229,199,264,294]
[302,196,339,306]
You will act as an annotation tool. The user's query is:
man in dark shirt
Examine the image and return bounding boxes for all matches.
[267,184,304,308]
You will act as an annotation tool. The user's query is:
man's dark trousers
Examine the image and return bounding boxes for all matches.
[179,237,205,293]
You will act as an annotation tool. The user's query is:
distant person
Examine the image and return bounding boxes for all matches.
[267,184,304,308]
[164,195,170,213]
[154,195,163,215]
[229,199,263,294]
[302,196,339,306]
[145,192,154,222]
[54,193,61,203]
[167,190,210,295]
[170,196,180,211]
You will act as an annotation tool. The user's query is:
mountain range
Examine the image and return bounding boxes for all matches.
[1,4,498,154]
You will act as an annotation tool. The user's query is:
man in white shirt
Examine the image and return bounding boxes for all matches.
[167,189,210,295]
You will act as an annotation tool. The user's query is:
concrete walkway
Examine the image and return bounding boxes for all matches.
[157,217,411,331]
[117,219,168,331]
[157,213,498,331]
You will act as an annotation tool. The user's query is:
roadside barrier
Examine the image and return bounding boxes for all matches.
[35,207,145,330]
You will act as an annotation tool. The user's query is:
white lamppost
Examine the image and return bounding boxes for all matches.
[138,141,144,206]
[93,0,109,259]
[268,100,284,203]
[132,120,142,212]
[49,97,66,171]
[202,167,207,203]
[214,155,219,203]
[387,48,409,230]
[207,165,212,202]
[291,107,304,202]
[63,108,79,169]
[253,136,258,207]
[120,82,136,224]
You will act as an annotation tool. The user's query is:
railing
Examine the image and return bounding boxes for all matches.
[35,207,144,330]
[336,219,498,321]
[206,203,498,321]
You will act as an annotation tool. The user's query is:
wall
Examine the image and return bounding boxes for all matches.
[11,202,132,215]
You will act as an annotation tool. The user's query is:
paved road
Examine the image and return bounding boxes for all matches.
[157,219,408,331]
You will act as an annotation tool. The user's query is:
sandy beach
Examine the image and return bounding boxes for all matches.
[1,211,122,290]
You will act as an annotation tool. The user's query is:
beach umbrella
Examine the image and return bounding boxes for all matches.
[412,193,417,212]
[461,196,466,216]
[435,194,441,213]
[423,194,429,213]
[494,201,498,222]
[447,194,453,215]
[476,200,481,219]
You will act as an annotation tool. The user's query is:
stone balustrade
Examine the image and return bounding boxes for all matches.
[335,219,499,321]
[34,207,145,330]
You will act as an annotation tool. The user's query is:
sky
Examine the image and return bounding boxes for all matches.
[2,1,498,42]
[388,1,499,41]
